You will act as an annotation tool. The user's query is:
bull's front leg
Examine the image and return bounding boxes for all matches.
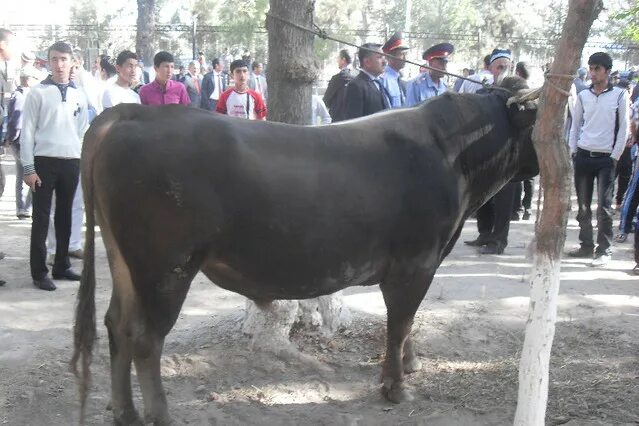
[379,269,433,403]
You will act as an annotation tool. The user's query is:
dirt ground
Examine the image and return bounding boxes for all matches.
[0,154,637,426]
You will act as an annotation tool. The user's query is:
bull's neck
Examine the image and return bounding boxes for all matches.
[459,128,521,215]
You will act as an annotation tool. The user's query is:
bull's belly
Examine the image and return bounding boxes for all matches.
[201,258,382,300]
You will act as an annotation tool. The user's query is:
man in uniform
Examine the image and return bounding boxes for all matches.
[380,32,409,109]
[405,42,454,107]
[343,43,389,120]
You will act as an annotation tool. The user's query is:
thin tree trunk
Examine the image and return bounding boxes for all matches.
[136,0,156,67]
[514,0,603,424]
[242,0,349,354]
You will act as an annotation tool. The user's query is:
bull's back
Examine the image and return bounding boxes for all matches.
[91,105,461,298]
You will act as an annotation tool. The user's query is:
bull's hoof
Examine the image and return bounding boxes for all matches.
[113,410,144,426]
[403,357,423,374]
[382,379,415,403]
[144,412,174,426]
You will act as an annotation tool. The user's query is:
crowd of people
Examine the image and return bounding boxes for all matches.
[1,26,639,289]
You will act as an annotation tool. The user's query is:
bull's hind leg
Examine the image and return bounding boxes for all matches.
[130,258,203,425]
[402,337,423,374]
[379,267,434,403]
[102,229,143,425]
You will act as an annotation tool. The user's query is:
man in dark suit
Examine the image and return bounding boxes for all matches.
[343,43,389,120]
[200,58,227,111]
[183,61,202,108]
[323,49,353,121]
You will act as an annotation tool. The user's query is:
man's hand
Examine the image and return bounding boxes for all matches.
[24,173,41,191]
[626,135,635,148]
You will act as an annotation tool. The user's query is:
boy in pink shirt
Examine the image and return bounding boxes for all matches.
[139,51,190,106]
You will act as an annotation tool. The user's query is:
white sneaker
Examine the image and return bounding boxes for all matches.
[591,254,611,267]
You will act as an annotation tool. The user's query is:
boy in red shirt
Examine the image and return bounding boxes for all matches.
[216,59,267,120]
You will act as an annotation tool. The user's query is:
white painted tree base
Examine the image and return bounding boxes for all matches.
[514,253,561,426]
[241,293,351,368]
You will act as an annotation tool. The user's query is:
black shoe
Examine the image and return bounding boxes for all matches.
[522,210,531,220]
[511,212,520,221]
[0,252,4,260]
[464,237,489,247]
[0,279,5,286]
[34,277,56,291]
[479,244,505,255]
[566,246,594,258]
[52,269,81,281]
[16,213,31,220]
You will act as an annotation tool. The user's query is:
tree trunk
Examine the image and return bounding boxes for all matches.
[265,0,317,124]
[242,0,350,354]
[514,0,603,424]
[136,0,156,67]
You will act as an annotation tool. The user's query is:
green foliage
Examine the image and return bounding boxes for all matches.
[611,3,639,42]
[214,0,269,59]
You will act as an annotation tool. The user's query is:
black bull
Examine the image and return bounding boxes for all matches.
[72,77,538,424]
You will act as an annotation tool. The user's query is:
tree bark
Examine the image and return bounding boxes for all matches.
[136,0,156,67]
[242,0,349,354]
[514,0,603,424]
[265,0,318,125]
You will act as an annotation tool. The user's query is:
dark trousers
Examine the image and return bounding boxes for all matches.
[512,178,534,213]
[619,168,639,234]
[573,150,615,255]
[615,146,632,206]
[30,157,80,280]
[476,182,518,248]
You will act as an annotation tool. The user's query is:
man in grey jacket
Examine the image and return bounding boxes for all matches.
[248,62,267,103]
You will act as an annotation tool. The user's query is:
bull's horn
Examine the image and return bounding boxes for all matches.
[507,88,543,107]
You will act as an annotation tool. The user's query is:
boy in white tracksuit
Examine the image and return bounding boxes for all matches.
[20,41,88,291]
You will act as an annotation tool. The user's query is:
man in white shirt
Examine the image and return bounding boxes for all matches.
[73,50,102,117]
[44,50,102,265]
[463,48,516,255]
[21,41,89,290]
[102,50,141,108]
[248,61,268,103]
[567,52,630,266]
[458,53,498,94]
[200,58,226,111]
[311,95,331,125]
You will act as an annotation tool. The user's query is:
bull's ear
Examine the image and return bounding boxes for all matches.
[507,88,540,129]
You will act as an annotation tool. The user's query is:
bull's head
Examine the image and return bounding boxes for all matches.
[501,77,541,180]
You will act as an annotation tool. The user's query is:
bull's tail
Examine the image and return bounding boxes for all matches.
[70,112,117,422]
